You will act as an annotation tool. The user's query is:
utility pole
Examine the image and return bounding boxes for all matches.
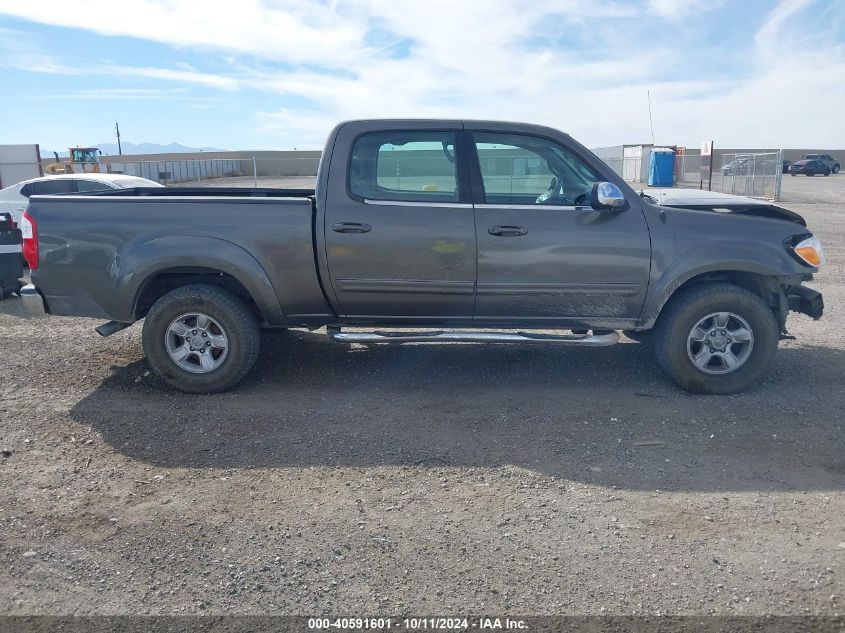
[115,122,122,156]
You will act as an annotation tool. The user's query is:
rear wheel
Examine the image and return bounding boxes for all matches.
[653,284,779,394]
[142,284,260,393]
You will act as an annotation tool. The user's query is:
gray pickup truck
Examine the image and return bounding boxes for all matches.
[19,119,824,394]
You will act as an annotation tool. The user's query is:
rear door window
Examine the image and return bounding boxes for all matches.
[75,179,114,192]
[30,180,75,195]
[349,131,459,203]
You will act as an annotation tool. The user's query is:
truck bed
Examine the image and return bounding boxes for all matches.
[27,188,332,325]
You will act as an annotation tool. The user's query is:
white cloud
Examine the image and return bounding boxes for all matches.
[0,0,365,66]
[104,65,240,90]
[1,0,843,148]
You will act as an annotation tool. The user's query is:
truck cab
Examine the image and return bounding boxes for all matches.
[317,120,650,329]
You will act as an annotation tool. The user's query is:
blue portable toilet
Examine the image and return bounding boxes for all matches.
[648,148,674,187]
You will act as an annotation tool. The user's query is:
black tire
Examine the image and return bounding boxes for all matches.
[142,284,260,393]
[833,165,840,174]
[652,283,779,394]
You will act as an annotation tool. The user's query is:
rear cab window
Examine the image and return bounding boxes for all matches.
[349,131,459,203]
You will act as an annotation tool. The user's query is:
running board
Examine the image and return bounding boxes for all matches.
[326,326,619,346]
[95,320,131,337]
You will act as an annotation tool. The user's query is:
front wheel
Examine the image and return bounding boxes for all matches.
[833,165,840,174]
[623,329,652,343]
[653,284,779,394]
[142,285,260,393]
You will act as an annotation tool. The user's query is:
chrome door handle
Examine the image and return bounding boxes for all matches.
[332,222,372,234]
[488,225,528,237]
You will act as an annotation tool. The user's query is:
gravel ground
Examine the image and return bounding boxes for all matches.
[0,178,843,617]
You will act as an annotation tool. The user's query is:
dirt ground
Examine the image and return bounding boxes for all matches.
[0,176,843,617]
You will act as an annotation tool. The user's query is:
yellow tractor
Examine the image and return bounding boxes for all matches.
[46,147,102,175]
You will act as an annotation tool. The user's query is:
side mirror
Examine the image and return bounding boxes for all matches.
[591,182,628,211]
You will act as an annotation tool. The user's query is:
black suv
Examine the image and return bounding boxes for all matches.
[801,154,840,174]
[789,159,832,176]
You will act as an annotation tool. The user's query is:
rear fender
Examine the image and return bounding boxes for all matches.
[118,235,286,325]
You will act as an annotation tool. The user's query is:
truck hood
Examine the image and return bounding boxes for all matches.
[640,189,806,226]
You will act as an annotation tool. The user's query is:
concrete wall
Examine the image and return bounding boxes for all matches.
[101,150,322,177]
[1,144,42,188]
[41,150,324,179]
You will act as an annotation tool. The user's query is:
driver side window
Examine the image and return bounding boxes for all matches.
[473,132,600,206]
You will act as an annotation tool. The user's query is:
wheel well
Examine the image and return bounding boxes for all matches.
[134,268,262,321]
[654,270,786,330]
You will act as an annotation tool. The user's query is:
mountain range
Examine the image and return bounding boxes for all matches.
[41,142,228,158]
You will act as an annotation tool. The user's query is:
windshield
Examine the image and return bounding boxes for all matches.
[71,148,99,163]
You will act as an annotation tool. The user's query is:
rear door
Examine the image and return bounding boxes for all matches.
[468,127,651,326]
[322,122,476,324]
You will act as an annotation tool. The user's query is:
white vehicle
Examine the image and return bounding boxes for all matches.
[0,173,163,226]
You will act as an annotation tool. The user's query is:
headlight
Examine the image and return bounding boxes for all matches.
[792,235,825,267]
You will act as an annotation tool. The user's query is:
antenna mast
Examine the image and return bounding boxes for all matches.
[647,90,656,147]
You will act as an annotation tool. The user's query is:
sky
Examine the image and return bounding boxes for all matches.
[0,0,843,152]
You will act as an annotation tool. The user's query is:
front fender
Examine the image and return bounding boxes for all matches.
[116,235,286,325]
[639,237,804,328]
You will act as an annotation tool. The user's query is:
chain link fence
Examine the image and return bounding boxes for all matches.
[105,158,242,184]
[101,157,320,187]
[595,150,783,200]
[716,152,784,200]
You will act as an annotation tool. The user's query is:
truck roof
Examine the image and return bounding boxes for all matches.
[337,118,571,136]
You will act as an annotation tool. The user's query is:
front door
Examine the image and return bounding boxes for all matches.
[469,129,651,326]
[323,125,476,324]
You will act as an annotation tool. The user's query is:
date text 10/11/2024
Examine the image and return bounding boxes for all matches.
[308,617,529,630]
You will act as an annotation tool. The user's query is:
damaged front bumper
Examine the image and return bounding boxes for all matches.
[787,285,824,320]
